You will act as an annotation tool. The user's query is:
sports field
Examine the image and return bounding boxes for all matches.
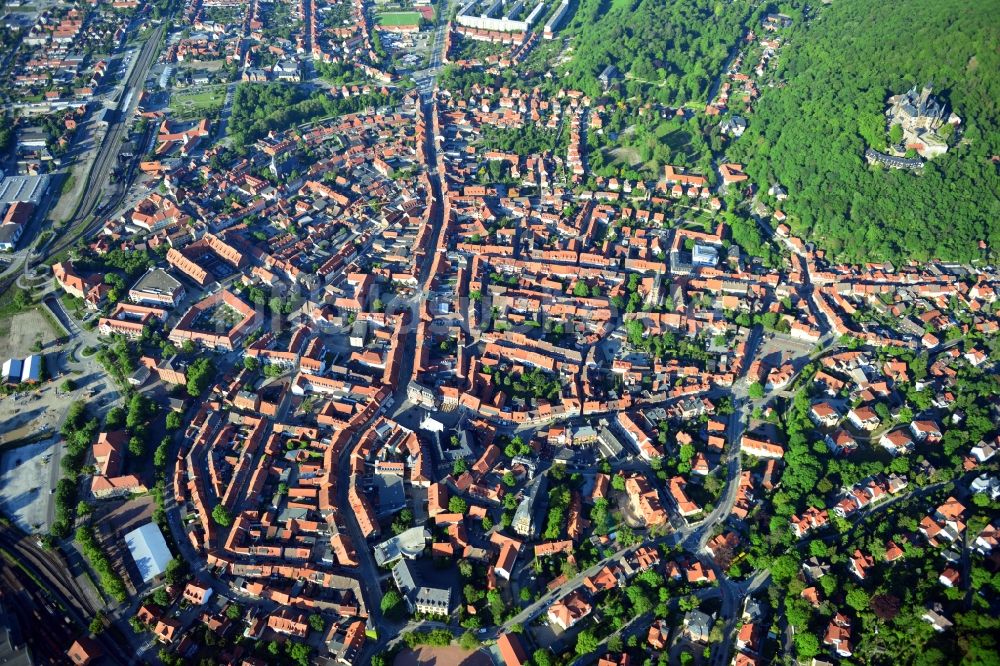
[377,11,421,26]
[171,87,225,118]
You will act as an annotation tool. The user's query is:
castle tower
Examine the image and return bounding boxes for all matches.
[918,82,933,110]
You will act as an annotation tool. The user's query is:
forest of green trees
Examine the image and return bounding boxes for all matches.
[561,0,750,102]
[229,83,395,151]
[731,0,1000,263]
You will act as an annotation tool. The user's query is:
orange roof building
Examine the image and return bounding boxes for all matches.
[547,590,592,630]
[67,638,102,665]
[497,633,529,666]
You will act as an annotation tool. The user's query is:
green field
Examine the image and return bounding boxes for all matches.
[377,11,421,26]
[171,87,226,119]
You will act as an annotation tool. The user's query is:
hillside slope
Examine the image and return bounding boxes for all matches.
[731,0,1000,263]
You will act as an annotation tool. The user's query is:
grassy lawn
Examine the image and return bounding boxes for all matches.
[171,87,226,118]
[0,286,34,352]
[377,11,421,26]
[659,127,699,162]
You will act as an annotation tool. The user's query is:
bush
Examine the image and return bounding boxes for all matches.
[95,336,137,385]
[212,504,232,527]
[75,526,128,602]
[51,477,78,538]
[153,437,170,470]
[575,628,600,655]
[152,588,170,607]
[402,629,453,648]
[186,358,215,397]
[381,589,405,619]
[104,406,126,429]
[126,393,156,430]
[51,404,98,534]
[309,614,325,632]
[533,650,553,666]
[164,557,188,587]
[89,611,106,635]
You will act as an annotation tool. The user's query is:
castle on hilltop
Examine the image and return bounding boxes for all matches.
[884,83,960,160]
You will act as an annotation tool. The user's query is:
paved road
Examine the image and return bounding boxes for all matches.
[213,82,239,141]
[350,93,450,663]
[411,0,453,94]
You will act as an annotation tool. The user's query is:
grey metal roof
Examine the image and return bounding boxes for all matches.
[124,522,173,583]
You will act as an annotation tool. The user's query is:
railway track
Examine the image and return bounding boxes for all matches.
[0,527,100,619]
[0,563,77,663]
[0,26,165,302]
[39,24,165,264]
[0,526,132,665]
[0,561,75,664]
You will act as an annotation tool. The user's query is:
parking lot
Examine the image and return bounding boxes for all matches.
[757,332,817,368]
[0,435,62,533]
[0,368,72,445]
[0,326,123,531]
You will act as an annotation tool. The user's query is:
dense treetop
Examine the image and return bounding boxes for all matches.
[731,0,1000,263]
[229,83,395,151]
[563,0,750,102]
